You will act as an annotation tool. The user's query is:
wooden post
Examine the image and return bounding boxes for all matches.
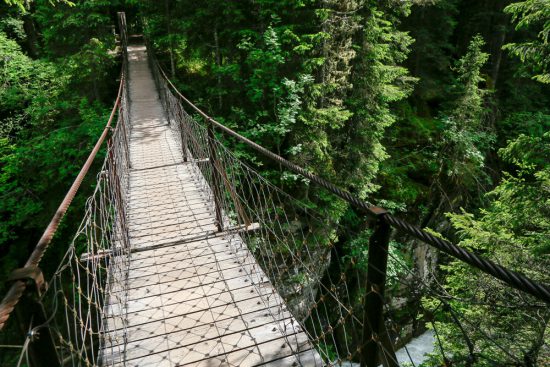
[117,12,128,71]
[108,140,131,251]
[207,119,224,232]
[178,105,188,162]
[118,105,131,170]
[361,207,398,367]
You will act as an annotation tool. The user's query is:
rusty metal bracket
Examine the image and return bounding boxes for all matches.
[8,266,47,297]
[369,206,388,217]
[7,266,60,366]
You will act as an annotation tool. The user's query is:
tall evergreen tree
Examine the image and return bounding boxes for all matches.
[436,35,493,208]
[337,1,416,198]
[504,0,550,83]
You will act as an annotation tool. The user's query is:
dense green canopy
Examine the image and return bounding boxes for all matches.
[0,0,548,365]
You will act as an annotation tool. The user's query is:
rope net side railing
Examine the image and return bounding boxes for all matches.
[7,77,132,367]
[147,40,550,366]
[145,42,392,365]
[0,13,132,367]
[40,13,134,364]
[152,68,370,365]
[42,86,132,366]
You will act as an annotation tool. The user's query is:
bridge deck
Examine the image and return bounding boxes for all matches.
[100,45,322,366]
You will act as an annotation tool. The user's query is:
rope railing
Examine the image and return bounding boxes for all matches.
[144,37,550,366]
[0,14,547,366]
[0,70,124,334]
[0,12,131,367]
[147,48,391,365]
[151,55,550,306]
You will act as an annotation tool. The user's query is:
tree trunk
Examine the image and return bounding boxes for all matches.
[489,0,510,89]
[213,26,222,110]
[23,14,39,58]
[491,26,506,88]
[165,0,175,78]
[92,77,100,102]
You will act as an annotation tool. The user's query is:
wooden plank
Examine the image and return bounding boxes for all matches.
[128,200,210,216]
[127,233,255,261]
[127,187,207,206]
[128,188,208,203]
[130,226,218,249]
[105,285,270,325]
[255,348,324,366]
[104,306,296,360]
[100,44,322,367]
[128,207,212,227]
[106,279,278,320]
[127,240,239,269]
[126,240,258,273]
[128,238,246,264]
[108,269,270,303]
[129,219,216,241]
[129,178,204,191]
[105,264,273,310]
[177,330,312,367]
[110,263,260,300]
[129,214,215,233]
[123,255,257,289]
[115,318,304,366]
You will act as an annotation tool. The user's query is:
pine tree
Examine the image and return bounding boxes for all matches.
[338,2,416,198]
[504,0,550,83]
[425,129,550,366]
[436,35,493,207]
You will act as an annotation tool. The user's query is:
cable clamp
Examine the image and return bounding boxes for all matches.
[370,206,387,216]
[8,266,47,296]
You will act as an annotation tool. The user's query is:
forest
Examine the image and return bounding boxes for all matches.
[0,0,549,366]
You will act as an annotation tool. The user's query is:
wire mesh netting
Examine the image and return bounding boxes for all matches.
[5,77,132,366]
[147,42,550,367]
[2,23,548,366]
[149,51,378,366]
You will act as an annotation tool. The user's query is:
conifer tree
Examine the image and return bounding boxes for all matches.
[436,35,493,208]
[504,0,550,83]
[338,1,416,198]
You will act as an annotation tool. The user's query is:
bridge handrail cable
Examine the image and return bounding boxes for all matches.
[0,60,126,334]
[153,59,550,304]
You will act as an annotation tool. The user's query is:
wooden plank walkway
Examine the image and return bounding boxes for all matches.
[100,44,322,367]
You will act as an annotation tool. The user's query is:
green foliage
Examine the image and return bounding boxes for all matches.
[341,5,417,198]
[0,32,61,123]
[65,38,116,100]
[406,0,459,102]
[499,111,550,144]
[345,231,411,289]
[425,128,550,365]
[437,35,494,195]
[3,0,73,12]
[415,3,550,365]
[33,0,116,56]
[317,341,338,362]
[452,35,490,123]
[504,0,550,83]
[0,16,25,41]
[0,0,118,306]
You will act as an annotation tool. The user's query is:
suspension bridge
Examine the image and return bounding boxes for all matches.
[0,13,549,367]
